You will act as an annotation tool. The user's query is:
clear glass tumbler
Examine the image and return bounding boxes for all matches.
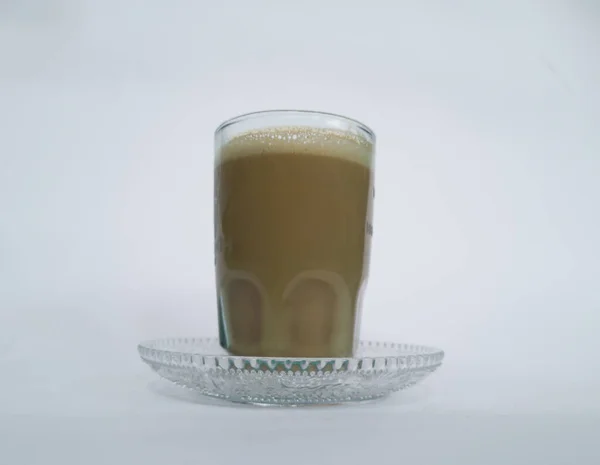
[214,110,375,357]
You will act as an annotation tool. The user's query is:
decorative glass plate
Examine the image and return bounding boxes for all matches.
[138,337,444,406]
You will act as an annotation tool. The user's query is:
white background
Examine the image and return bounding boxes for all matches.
[1,0,599,463]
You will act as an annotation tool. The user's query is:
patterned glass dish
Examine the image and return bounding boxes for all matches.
[138,337,444,406]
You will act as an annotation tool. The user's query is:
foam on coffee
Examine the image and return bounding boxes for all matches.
[217,127,373,167]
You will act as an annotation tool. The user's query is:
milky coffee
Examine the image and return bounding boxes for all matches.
[215,127,374,357]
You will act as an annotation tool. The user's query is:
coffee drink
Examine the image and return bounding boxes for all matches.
[215,124,374,357]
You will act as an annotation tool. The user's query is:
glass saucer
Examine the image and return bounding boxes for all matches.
[138,338,444,406]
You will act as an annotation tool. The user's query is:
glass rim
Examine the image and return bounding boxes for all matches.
[215,109,375,141]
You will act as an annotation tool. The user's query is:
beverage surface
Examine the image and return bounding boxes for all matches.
[215,127,373,357]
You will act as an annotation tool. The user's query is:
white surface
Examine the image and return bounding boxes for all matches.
[1,0,599,463]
